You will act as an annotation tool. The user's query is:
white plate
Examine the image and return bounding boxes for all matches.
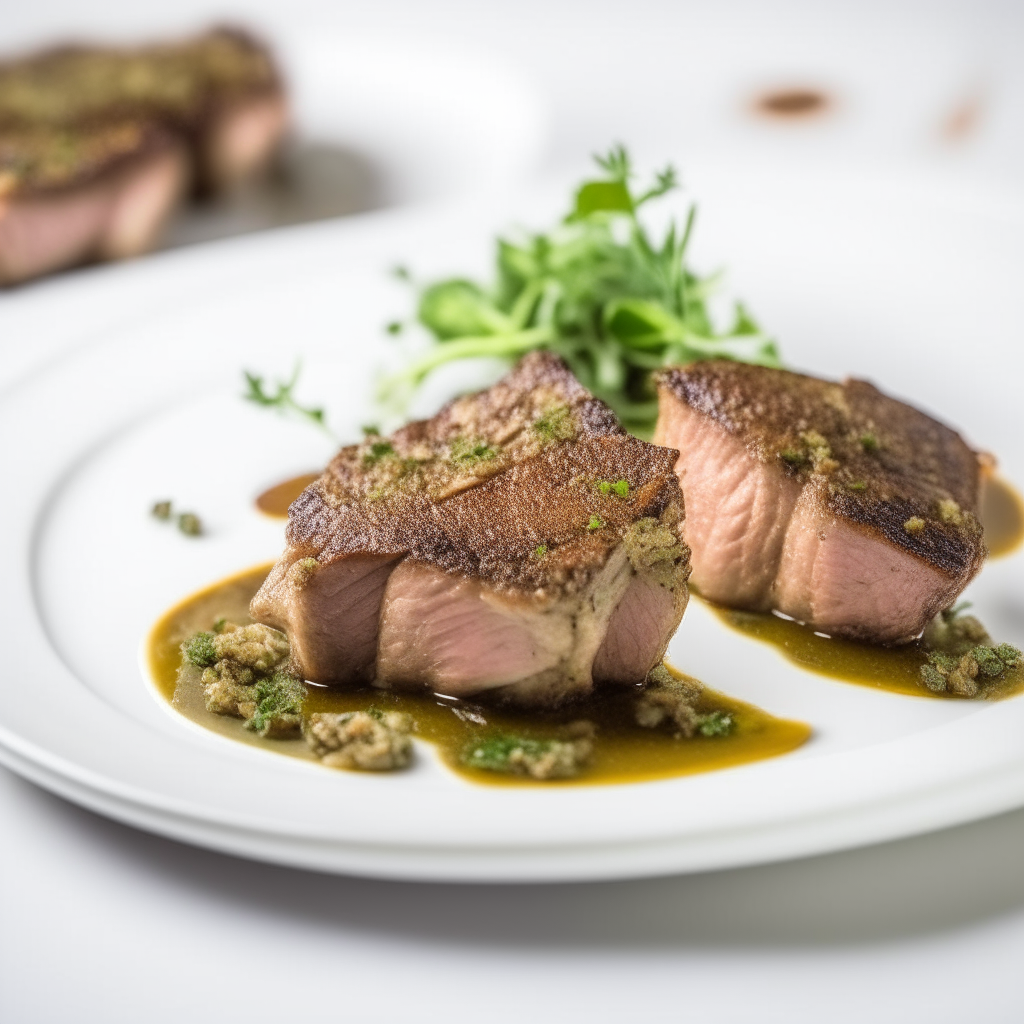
[3,161,1024,882]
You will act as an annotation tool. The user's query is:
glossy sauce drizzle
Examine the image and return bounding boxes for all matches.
[708,603,1024,701]
[981,475,1024,558]
[254,473,320,518]
[148,564,811,786]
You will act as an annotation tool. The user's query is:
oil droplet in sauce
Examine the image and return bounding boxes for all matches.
[754,87,831,119]
[708,601,1024,700]
[147,564,811,786]
[981,475,1024,559]
[254,473,320,518]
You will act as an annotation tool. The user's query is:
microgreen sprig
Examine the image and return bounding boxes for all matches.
[381,144,780,436]
[243,362,333,437]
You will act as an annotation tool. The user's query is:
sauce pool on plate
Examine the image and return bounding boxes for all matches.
[708,602,1024,701]
[980,475,1024,558]
[255,472,320,518]
[147,564,811,786]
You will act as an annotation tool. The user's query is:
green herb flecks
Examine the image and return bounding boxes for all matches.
[243,362,332,437]
[919,603,1023,697]
[587,514,605,531]
[245,671,305,738]
[363,440,395,466]
[461,729,593,780]
[381,145,780,435]
[533,404,575,442]
[450,437,498,464]
[597,478,630,497]
[695,711,734,737]
[183,631,217,668]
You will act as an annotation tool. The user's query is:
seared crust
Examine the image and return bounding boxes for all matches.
[0,27,283,196]
[288,353,687,593]
[0,119,179,197]
[657,360,984,581]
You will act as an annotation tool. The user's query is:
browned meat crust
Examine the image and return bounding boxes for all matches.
[288,353,684,595]
[657,360,985,581]
[0,119,179,197]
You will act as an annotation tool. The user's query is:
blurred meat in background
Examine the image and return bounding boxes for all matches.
[0,27,288,284]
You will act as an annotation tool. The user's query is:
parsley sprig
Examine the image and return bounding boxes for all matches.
[383,145,780,435]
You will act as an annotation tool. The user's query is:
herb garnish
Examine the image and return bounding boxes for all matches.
[243,362,332,436]
[695,711,734,737]
[363,440,395,465]
[597,479,630,497]
[461,730,593,779]
[382,145,779,435]
[183,631,217,668]
[919,603,1022,697]
[151,499,202,537]
[246,672,305,737]
[450,437,498,464]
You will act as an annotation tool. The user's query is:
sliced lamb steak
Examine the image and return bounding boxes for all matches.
[654,360,985,644]
[252,353,691,706]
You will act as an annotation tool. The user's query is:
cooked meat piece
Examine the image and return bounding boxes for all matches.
[252,353,691,707]
[0,28,287,192]
[0,27,286,282]
[0,121,187,284]
[654,360,985,644]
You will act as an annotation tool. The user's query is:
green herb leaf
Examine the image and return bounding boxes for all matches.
[573,180,633,219]
[379,145,782,435]
[418,280,511,340]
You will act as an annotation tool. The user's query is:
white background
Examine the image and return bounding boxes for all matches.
[4,2,1024,1021]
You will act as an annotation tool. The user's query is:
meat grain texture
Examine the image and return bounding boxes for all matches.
[0,27,287,284]
[253,353,692,706]
[654,360,985,644]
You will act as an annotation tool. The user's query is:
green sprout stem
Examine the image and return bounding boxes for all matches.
[379,144,781,434]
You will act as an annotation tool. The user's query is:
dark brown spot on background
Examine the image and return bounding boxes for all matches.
[754,88,831,119]
[941,92,985,142]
